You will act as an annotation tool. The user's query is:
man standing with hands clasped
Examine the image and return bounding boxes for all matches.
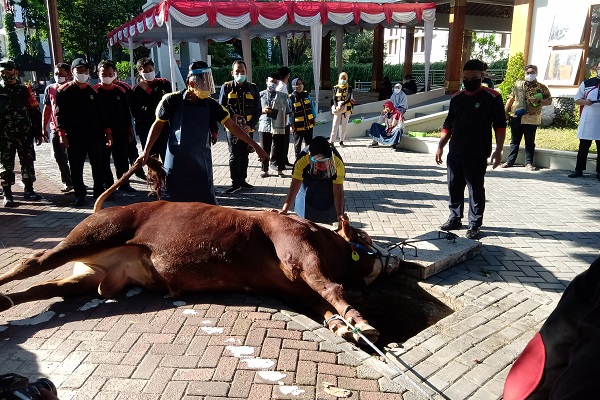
[435,59,506,240]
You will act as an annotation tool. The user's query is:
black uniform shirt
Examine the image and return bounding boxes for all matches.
[442,87,506,158]
[55,81,109,136]
[93,84,132,136]
[131,78,172,128]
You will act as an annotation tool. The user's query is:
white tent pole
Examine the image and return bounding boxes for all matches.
[198,40,208,63]
[423,18,435,91]
[108,45,113,60]
[280,35,289,67]
[128,37,135,87]
[335,27,344,76]
[241,29,252,83]
[166,16,178,90]
[310,24,322,114]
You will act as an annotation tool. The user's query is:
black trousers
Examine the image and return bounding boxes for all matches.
[226,131,251,187]
[507,117,538,165]
[51,132,72,186]
[102,133,131,188]
[446,154,487,227]
[67,136,105,198]
[293,127,313,159]
[574,139,600,172]
[127,134,140,165]
[260,131,286,172]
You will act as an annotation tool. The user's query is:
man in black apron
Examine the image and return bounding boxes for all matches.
[139,61,268,204]
[278,136,345,224]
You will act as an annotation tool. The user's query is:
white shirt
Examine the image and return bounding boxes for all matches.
[575,81,600,140]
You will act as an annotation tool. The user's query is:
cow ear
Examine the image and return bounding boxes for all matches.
[337,219,355,242]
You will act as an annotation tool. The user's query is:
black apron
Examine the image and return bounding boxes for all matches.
[294,174,337,223]
[163,95,216,204]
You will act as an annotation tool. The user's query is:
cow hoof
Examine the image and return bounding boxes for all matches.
[353,322,379,344]
[0,294,14,312]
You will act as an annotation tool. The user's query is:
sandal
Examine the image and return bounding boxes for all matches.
[525,164,538,171]
[500,162,513,168]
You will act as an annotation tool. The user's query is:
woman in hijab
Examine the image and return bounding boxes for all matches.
[389,83,407,115]
[330,72,354,147]
[368,101,404,151]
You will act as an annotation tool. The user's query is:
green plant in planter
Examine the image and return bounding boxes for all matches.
[497,52,525,103]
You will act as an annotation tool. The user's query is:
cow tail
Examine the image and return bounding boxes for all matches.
[92,156,165,213]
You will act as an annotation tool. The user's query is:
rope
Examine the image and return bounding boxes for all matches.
[329,314,444,400]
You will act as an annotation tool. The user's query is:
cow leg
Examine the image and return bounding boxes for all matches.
[0,268,103,312]
[0,248,74,287]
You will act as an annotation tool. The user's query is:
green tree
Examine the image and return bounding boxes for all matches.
[56,0,145,64]
[497,52,525,103]
[3,10,22,61]
[287,37,310,65]
[470,33,506,65]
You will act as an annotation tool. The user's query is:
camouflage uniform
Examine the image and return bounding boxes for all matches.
[0,81,42,190]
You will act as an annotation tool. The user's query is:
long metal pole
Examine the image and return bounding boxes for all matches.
[45,0,63,65]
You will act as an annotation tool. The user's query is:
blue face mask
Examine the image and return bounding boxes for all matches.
[339,79,347,85]
[234,74,246,83]
[267,82,277,92]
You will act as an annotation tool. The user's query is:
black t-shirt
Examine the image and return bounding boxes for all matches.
[93,84,132,136]
[443,87,506,158]
[131,78,172,128]
[55,82,108,136]
[157,90,230,126]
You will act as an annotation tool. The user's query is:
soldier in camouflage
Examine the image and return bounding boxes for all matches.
[0,60,44,207]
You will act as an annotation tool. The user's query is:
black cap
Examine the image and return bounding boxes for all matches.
[309,136,332,158]
[0,60,16,71]
[71,58,90,70]
[463,59,485,72]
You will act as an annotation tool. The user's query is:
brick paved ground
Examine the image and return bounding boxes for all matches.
[1,133,599,399]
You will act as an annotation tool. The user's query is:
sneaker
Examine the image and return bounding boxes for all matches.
[225,186,241,194]
[524,164,537,171]
[118,185,137,192]
[500,162,513,168]
[568,170,583,178]
[368,142,379,148]
[260,172,269,178]
[23,188,41,201]
[72,197,86,207]
[240,182,254,190]
[2,195,15,207]
[339,141,346,148]
[278,171,286,177]
[61,184,73,193]
[269,164,279,172]
[440,217,462,231]
[465,225,481,240]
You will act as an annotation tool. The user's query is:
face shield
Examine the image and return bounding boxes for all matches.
[309,154,337,179]
[189,67,215,95]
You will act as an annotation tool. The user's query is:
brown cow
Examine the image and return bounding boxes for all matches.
[0,160,399,343]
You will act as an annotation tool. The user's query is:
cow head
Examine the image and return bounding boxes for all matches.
[335,218,400,285]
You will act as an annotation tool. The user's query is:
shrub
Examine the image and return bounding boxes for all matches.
[497,52,524,103]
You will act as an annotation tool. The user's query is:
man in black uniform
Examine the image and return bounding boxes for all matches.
[55,58,113,207]
[131,57,171,161]
[219,59,261,193]
[435,59,506,239]
[0,60,44,207]
[94,60,135,192]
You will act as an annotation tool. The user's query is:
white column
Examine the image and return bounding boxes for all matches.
[241,29,252,82]
[108,45,113,60]
[310,24,322,113]
[166,16,179,90]
[189,42,202,62]
[280,34,289,67]
[335,27,344,75]
[424,19,435,92]
[127,37,135,87]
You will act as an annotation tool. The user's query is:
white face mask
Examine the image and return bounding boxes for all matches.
[267,82,277,92]
[101,76,115,85]
[525,73,536,82]
[394,88,401,94]
[234,74,246,83]
[56,76,67,84]
[74,73,89,83]
[339,79,347,85]
[141,71,156,81]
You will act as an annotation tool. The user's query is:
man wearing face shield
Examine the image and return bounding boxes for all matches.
[435,59,506,240]
[131,58,172,162]
[0,60,44,207]
[502,64,551,171]
[55,58,113,207]
[139,61,268,204]
[42,63,73,193]
[279,136,345,224]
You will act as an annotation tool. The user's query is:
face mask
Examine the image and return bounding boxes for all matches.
[141,71,156,81]
[191,87,210,99]
[234,74,246,84]
[339,79,347,85]
[1,73,16,83]
[394,88,401,94]
[267,82,277,92]
[295,85,304,92]
[462,79,481,92]
[525,73,536,82]
[74,73,89,83]
[101,76,115,85]
[57,76,67,84]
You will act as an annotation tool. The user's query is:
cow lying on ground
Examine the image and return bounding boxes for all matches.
[0,160,400,343]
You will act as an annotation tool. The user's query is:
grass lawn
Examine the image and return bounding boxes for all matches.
[426,127,596,153]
